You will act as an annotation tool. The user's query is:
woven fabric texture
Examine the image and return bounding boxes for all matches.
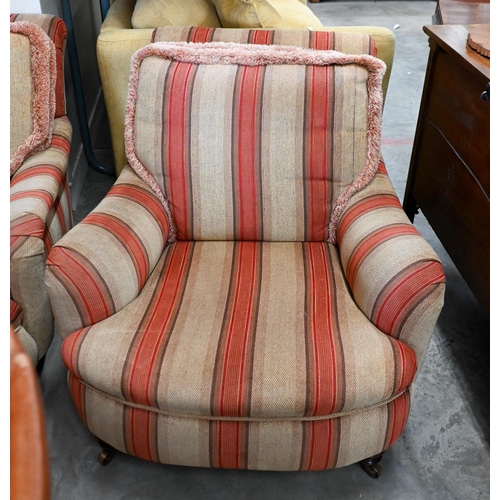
[10,15,73,364]
[125,38,385,244]
[11,116,72,361]
[68,372,411,470]
[10,14,68,118]
[10,22,56,175]
[46,165,170,338]
[45,31,444,471]
[336,162,446,367]
[61,240,416,420]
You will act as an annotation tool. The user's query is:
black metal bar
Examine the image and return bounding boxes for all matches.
[60,0,114,175]
[99,0,110,22]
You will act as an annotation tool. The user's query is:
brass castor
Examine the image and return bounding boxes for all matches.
[360,453,383,479]
[97,439,116,466]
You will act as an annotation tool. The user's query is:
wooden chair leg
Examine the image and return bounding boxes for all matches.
[359,453,384,478]
[97,439,116,466]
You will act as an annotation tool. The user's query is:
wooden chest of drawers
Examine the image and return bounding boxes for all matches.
[403,24,490,313]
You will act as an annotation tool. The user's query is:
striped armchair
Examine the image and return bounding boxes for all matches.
[10,15,73,366]
[45,30,444,475]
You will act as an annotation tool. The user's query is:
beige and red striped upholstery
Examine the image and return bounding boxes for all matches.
[45,30,444,470]
[10,16,73,365]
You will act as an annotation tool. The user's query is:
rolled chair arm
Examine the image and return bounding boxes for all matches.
[45,164,170,339]
[10,117,72,251]
[336,161,446,370]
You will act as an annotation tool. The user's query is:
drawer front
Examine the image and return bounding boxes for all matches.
[425,49,490,196]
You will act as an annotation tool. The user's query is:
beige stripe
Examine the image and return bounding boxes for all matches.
[333,65,370,198]
[84,384,127,454]
[335,32,370,56]
[134,58,172,193]
[213,29,253,44]
[158,241,234,415]
[190,65,238,240]
[157,416,211,467]
[247,421,303,470]
[250,243,307,417]
[273,29,310,48]
[260,65,306,241]
[336,404,387,468]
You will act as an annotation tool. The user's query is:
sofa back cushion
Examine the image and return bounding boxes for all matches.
[213,0,284,29]
[125,36,385,243]
[10,21,56,176]
[131,0,221,29]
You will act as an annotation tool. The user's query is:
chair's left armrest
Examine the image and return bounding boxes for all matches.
[336,161,446,370]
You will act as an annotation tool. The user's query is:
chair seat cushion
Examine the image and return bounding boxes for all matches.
[62,241,416,421]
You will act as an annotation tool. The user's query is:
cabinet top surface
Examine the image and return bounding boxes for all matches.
[423,24,490,79]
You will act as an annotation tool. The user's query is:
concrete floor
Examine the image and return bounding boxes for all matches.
[40,2,490,498]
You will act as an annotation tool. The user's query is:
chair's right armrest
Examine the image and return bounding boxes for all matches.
[45,165,170,339]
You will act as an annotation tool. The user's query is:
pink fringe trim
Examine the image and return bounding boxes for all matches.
[10,21,56,176]
[125,41,386,244]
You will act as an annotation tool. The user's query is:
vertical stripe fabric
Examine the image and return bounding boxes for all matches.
[44,27,446,472]
[129,35,381,242]
[61,241,417,421]
[67,375,411,471]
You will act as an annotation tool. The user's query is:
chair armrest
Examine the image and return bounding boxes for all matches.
[10,117,72,252]
[45,164,170,339]
[336,161,446,369]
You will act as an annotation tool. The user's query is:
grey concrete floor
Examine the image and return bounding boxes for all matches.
[40,2,490,498]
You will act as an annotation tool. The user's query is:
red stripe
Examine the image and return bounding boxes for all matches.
[346,225,419,286]
[11,190,54,208]
[167,62,196,239]
[10,300,22,323]
[190,27,214,43]
[337,194,401,245]
[305,243,338,416]
[249,30,273,45]
[384,391,410,450]
[47,247,115,325]
[68,373,87,426]
[107,184,169,242]
[305,64,333,241]
[217,242,260,417]
[213,421,247,469]
[373,261,445,335]
[83,213,149,286]
[235,66,263,240]
[11,213,45,238]
[51,134,71,153]
[126,407,156,462]
[11,165,64,187]
[311,31,334,50]
[125,242,192,406]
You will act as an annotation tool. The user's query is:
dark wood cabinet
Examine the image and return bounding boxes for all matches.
[403,24,490,314]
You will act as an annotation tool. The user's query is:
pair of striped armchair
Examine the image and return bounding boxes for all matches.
[45,28,445,475]
[10,15,73,366]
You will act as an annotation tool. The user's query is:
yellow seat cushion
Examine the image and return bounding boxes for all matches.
[213,0,284,28]
[131,0,222,29]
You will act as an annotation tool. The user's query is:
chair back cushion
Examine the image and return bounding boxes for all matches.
[125,34,385,244]
[10,18,63,175]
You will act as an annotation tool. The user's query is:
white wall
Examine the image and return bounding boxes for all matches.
[10,0,41,13]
